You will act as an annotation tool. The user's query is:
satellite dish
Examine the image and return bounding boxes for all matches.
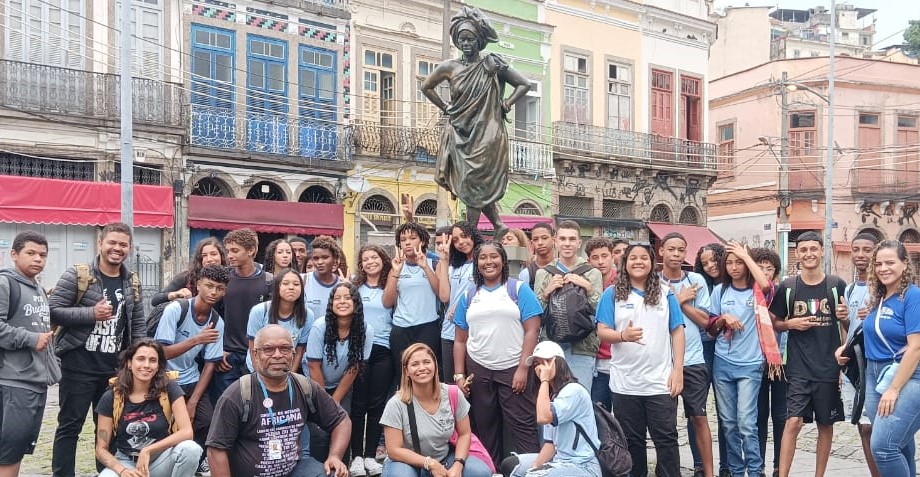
[345,176,370,193]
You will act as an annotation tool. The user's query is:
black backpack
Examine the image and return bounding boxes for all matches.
[574,401,632,477]
[146,299,218,338]
[543,264,596,343]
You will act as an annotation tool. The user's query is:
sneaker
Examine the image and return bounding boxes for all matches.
[196,458,211,477]
[349,456,367,477]
[375,444,386,461]
[363,457,383,476]
[718,469,731,477]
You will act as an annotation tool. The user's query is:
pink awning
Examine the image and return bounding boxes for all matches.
[188,195,343,236]
[477,215,553,231]
[0,175,174,228]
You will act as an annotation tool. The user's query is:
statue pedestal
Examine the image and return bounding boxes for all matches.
[504,245,529,277]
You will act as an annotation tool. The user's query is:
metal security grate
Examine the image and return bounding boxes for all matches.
[559,196,593,217]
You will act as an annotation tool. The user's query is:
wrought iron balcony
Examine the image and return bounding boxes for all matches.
[0,59,183,127]
[552,121,717,172]
[352,120,441,164]
[850,168,914,197]
[190,105,352,163]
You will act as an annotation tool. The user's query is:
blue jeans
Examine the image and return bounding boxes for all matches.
[865,359,920,477]
[383,450,492,477]
[560,344,595,391]
[97,441,202,477]
[591,370,613,411]
[713,357,763,477]
[209,350,247,403]
[509,453,602,477]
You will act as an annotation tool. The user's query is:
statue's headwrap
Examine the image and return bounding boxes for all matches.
[449,6,498,51]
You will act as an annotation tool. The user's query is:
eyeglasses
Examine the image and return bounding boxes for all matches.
[257,345,294,356]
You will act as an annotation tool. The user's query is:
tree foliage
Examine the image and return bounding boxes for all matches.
[905,21,920,56]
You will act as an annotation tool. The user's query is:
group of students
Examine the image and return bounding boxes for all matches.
[3,219,920,477]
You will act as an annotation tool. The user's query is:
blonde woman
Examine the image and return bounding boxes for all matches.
[380,343,492,477]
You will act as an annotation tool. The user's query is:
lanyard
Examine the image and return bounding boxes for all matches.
[256,374,293,429]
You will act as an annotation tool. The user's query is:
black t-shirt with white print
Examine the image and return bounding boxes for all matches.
[96,380,184,456]
[63,273,127,375]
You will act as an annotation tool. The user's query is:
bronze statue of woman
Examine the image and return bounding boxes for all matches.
[421,6,531,239]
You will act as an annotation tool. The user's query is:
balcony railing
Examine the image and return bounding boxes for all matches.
[552,121,716,172]
[509,139,555,178]
[850,168,915,196]
[0,59,183,127]
[190,105,352,163]
[352,120,441,164]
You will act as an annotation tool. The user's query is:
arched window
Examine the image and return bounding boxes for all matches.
[415,199,438,218]
[900,229,920,243]
[362,195,396,214]
[679,206,699,225]
[514,201,542,216]
[299,185,335,204]
[650,204,671,223]
[246,181,286,201]
[192,177,230,197]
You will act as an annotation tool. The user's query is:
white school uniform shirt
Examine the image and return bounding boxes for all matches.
[596,286,683,396]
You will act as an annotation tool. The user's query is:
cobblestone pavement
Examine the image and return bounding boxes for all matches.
[20,385,920,476]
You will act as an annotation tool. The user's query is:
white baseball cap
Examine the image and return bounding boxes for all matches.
[525,341,565,366]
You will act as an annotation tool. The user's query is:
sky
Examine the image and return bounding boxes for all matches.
[712,0,919,48]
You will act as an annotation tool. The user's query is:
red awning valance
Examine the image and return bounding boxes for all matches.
[0,175,174,228]
[647,222,725,264]
[188,195,343,236]
[477,214,553,231]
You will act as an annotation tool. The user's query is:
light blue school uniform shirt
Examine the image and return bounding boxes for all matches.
[359,283,392,348]
[392,259,439,328]
[845,281,870,342]
[303,272,339,323]
[711,284,763,366]
[244,301,312,372]
[864,284,920,361]
[304,317,375,389]
[545,382,600,465]
[154,298,224,386]
[663,271,711,367]
[442,261,474,341]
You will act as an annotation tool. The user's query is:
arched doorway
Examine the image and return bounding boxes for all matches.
[678,206,699,225]
[360,194,398,245]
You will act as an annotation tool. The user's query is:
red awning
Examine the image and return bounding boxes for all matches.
[477,214,553,231]
[188,195,343,236]
[0,175,174,228]
[647,222,724,264]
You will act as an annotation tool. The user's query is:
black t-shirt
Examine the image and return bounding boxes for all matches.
[769,276,847,382]
[223,269,272,354]
[64,274,127,375]
[96,380,184,456]
[206,374,347,477]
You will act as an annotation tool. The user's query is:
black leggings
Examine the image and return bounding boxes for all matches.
[350,344,394,458]
[389,320,441,383]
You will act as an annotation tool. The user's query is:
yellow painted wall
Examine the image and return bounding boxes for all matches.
[341,166,457,264]
[547,0,643,128]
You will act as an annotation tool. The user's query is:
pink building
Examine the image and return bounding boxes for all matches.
[708,57,920,278]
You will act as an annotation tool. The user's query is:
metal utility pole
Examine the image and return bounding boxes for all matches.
[120,0,134,228]
[435,0,452,228]
[779,71,790,277]
[824,0,836,273]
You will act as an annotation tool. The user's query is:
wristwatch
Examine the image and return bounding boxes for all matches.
[453,373,465,382]
[454,457,467,467]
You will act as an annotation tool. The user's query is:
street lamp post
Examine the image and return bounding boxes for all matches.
[825,0,837,274]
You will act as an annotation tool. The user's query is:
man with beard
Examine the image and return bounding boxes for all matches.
[50,222,145,477]
[207,325,350,477]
